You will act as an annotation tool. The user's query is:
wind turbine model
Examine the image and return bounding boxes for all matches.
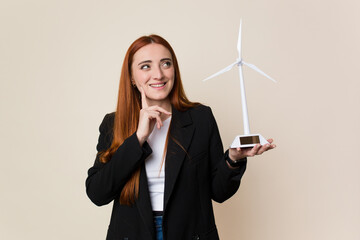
[203,20,276,148]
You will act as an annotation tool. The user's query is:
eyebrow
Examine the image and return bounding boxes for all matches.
[161,58,172,62]
[137,58,172,66]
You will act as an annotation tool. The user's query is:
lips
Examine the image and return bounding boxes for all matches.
[149,82,166,88]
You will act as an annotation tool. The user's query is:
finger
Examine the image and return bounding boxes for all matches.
[146,111,162,128]
[248,144,261,156]
[140,87,148,109]
[145,110,162,122]
[266,138,276,149]
[147,105,172,115]
[155,115,163,129]
[254,144,262,154]
[257,144,271,155]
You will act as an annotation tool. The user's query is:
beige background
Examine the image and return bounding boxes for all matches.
[1,0,359,239]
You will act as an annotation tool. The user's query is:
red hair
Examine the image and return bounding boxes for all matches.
[99,35,198,205]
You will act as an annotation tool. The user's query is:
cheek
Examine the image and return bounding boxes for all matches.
[133,72,148,85]
[165,71,175,88]
[165,69,175,81]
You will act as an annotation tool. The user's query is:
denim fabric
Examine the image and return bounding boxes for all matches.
[154,216,163,240]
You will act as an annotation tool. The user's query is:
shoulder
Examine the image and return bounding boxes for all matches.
[187,104,214,119]
[184,104,221,141]
[103,112,115,122]
[100,112,115,127]
[98,112,115,136]
[187,103,212,115]
[95,112,115,152]
[172,104,215,128]
[184,104,217,128]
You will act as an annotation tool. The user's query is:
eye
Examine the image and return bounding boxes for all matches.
[140,64,150,70]
[162,61,172,68]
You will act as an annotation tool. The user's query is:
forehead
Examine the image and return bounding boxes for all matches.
[132,43,172,63]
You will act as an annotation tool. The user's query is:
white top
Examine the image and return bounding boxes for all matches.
[145,117,171,211]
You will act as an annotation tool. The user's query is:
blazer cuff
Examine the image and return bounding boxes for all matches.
[112,132,152,163]
[221,150,247,177]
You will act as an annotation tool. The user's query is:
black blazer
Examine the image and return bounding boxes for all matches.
[86,105,247,240]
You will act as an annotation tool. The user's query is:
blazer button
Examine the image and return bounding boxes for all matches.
[192,235,200,240]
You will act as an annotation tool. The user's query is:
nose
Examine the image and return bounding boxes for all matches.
[152,66,164,80]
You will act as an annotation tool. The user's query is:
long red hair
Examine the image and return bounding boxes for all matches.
[99,35,198,205]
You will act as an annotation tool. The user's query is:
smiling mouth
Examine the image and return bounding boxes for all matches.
[149,82,166,88]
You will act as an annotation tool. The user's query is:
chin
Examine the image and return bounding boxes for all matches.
[147,92,171,101]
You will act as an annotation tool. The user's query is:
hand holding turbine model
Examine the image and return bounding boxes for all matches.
[203,20,276,148]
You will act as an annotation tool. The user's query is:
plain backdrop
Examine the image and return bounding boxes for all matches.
[1,0,359,239]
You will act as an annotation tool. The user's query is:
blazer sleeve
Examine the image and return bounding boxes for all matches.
[206,107,247,203]
[85,113,152,206]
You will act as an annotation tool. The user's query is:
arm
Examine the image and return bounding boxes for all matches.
[85,113,152,206]
[206,108,247,203]
[207,107,276,202]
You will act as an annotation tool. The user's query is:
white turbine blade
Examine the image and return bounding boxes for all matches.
[237,19,242,58]
[203,61,238,81]
[242,61,277,83]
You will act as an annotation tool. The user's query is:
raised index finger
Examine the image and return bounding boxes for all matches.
[139,87,148,109]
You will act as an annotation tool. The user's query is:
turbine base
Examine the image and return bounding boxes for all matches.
[230,134,269,148]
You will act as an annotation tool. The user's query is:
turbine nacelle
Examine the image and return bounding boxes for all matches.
[236,59,242,66]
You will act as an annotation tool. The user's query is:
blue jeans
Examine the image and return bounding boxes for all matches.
[154,215,163,240]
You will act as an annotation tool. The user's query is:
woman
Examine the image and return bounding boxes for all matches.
[86,35,275,240]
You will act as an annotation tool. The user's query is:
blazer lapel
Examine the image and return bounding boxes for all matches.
[163,107,194,212]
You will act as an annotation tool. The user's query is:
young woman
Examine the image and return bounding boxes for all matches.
[86,35,275,240]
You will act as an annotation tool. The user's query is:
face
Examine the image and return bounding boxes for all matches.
[131,43,175,106]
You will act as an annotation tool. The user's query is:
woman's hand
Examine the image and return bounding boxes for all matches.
[136,87,171,146]
[228,138,276,162]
